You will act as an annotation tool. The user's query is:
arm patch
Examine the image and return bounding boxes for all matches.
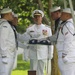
[3,26,7,28]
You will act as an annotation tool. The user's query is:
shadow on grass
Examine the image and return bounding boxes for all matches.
[16,61,30,70]
[14,54,30,70]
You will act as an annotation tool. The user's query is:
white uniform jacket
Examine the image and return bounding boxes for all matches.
[25,24,53,60]
[56,19,75,63]
[0,19,16,58]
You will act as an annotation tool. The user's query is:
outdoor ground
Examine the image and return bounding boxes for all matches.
[11,53,46,75]
[12,54,30,75]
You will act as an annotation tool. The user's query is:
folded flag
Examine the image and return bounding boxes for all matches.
[28,39,51,45]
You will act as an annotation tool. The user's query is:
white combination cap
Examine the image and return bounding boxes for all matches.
[1,8,12,14]
[14,14,18,17]
[50,6,61,13]
[62,8,74,14]
[32,10,44,18]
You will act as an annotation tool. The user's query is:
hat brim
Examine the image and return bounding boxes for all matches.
[34,14,42,16]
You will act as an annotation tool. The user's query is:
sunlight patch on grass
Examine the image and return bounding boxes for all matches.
[12,70,28,75]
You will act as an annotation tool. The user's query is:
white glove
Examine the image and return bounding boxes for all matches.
[2,57,8,64]
[47,33,57,45]
[62,56,68,63]
[48,54,53,60]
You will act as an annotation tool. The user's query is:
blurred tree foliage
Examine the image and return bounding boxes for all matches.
[0,0,68,33]
[0,0,74,33]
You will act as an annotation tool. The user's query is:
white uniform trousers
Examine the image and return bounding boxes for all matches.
[30,59,46,75]
[0,57,2,74]
[58,56,75,75]
[13,54,17,69]
[13,50,17,70]
[45,60,51,75]
[0,57,14,75]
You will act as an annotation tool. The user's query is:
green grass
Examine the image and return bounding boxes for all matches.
[12,70,28,75]
[11,54,30,75]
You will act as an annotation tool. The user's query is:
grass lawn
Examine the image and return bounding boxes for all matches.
[12,70,28,75]
[11,54,30,75]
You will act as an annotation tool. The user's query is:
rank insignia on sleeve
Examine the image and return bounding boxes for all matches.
[3,26,7,28]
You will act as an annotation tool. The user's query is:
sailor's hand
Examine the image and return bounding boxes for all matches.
[46,37,50,41]
[48,54,53,60]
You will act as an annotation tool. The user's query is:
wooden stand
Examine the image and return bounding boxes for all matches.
[28,70,36,75]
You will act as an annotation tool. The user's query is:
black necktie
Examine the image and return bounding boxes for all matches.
[12,26,18,49]
[8,21,18,49]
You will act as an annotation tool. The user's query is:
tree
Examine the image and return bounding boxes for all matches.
[0,0,74,33]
